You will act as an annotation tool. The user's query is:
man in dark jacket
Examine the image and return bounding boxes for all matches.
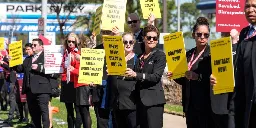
[230,0,256,127]
[16,38,52,128]
[127,13,155,55]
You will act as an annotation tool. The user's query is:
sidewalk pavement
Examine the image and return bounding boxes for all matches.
[0,113,186,128]
[163,113,186,128]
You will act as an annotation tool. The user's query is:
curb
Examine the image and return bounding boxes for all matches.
[164,109,184,117]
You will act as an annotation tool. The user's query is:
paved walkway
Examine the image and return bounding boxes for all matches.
[163,113,186,128]
[0,113,186,128]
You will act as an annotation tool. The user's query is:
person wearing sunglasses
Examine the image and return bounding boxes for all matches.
[66,34,95,128]
[125,25,166,128]
[108,32,138,128]
[60,32,82,128]
[127,13,155,56]
[167,17,231,128]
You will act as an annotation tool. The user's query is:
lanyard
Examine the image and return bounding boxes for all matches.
[188,46,206,71]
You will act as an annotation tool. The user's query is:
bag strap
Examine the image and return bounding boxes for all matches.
[133,54,138,66]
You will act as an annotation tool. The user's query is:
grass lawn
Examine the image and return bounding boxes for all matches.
[0,98,97,128]
[0,98,183,127]
[164,104,183,115]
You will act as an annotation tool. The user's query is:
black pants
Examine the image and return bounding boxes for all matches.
[186,106,214,128]
[65,103,82,128]
[17,102,28,120]
[8,83,19,119]
[113,109,137,128]
[94,102,111,128]
[76,105,91,128]
[211,113,228,128]
[0,79,7,110]
[137,101,164,128]
[27,91,50,128]
[249,104,256,128]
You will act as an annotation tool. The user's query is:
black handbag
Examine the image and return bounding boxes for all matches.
[49,74,61,98]
[51,88,61,98]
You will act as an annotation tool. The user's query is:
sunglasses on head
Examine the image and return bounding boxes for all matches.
[195,33,210,38]
[123,40,134,45]
[146,36,158,41]
[67,40,76,43]
[127,20,138,24]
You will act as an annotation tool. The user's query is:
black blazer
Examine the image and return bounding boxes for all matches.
[134,28,145,55]
[232,26,256,128]
[178,45,234,115]
[16,52,52,94]
[134,49,166,106]
[175,46,212,113]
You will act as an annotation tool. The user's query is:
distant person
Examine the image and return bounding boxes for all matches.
[127,13,155,55]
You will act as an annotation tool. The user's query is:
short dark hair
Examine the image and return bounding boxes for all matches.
[143,25,159,37]
[32,38,43,45]
[25,43,32,48]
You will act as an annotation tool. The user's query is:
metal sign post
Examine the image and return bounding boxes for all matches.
[38,17,44,36]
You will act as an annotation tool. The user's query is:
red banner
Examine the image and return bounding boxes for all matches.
[216,0,248,32]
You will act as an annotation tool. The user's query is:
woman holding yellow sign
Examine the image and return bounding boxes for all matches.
[167,17,215,128]
[167,17,232,128]
[110,32,138,128]
[125,25,166,128]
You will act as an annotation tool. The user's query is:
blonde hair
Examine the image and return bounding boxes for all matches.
[64,32,80,49]
[122,32,136,43]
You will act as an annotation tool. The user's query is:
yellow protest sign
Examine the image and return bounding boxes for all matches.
[0,37,4,50]
[78,48,105,85]
[9,40,23,67]
[101,0,127,32]
[93,5,103,36]
[210,37,234,95]
[164,32,187,79]
[140,0,161,19]
[103,36,126,75]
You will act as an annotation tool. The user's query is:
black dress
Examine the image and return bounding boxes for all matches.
[76,86,90,106]
[110,55,137,128]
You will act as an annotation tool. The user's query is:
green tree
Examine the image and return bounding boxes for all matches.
[180,0,201,38]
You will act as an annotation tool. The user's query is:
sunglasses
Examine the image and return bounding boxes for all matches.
[195,33,210,38]
[123,40,134,45]
[127,20,138,24]
[32,44,38,47]
[68,40,76,43]
[146,36,158,41]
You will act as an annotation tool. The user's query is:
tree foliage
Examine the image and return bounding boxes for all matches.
[180,0,201,38]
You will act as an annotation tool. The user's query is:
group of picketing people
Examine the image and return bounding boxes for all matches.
[1,0,256,128]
